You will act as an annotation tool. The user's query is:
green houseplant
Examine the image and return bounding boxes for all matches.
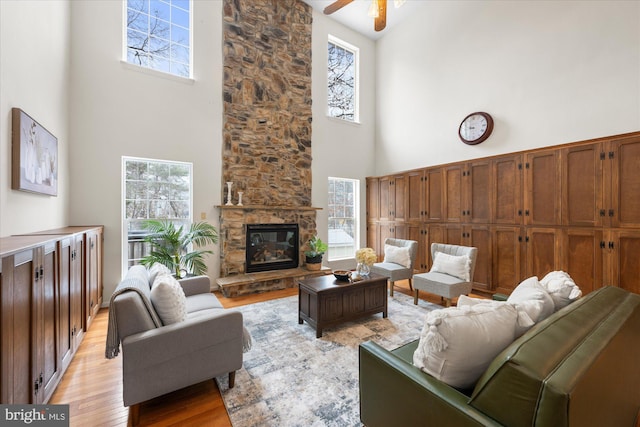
[304,235,328,271]
[139,219,219,277]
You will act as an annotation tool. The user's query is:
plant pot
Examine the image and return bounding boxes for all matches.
[305,255,323,271]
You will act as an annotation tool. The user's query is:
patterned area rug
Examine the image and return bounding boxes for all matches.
[216,291,440,427]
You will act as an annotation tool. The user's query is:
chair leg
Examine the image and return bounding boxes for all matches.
[229,371,236,388]
[408,278,413,292]
[389,280,394,297]
[414,289,419,305]
[130,404,140,426]
[444,298,452,308]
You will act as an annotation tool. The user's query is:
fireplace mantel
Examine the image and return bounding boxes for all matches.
[216,205,322,211]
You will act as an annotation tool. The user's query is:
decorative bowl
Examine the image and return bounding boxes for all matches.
[333,270,352,282]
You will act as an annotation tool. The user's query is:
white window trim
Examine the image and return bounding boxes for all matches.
[122,0,194,80]
[327,34,360,124]
[327,176,360,262]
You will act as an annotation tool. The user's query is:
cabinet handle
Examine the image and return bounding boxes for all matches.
[609,241,614,249]
[39,266,44,278]
[608,209,614,217]
[600,241,605,249]
[466,210,471,216]
[518,236,522,242]
[525,236,530,242]
[609,151,614,159]
[599,209,605,217]
[462,210,466,216]
[600,152,606,160]
[525,210,530,216]
[518,209,522,216]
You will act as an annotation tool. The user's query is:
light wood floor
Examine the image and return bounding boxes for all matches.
[49,280,459,426]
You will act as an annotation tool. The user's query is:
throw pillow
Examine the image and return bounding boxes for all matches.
[150,273,187,325]
[383,244,412,268]
[539,271,582,310]
[506,276,555,322]
[457,295,537,338]
[148,263,172,284]
[413,303,518,389]
[430,252,471,281]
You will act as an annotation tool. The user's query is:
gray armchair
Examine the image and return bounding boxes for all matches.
[106,266,244,425]
[413,243,477,306]
[370,238,418,297]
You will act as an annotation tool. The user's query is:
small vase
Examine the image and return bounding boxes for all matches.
[356,262,370,276]
[225,182,233,206]
[237,191,244,206]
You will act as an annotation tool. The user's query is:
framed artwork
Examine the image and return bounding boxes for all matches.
[12,108,58,196]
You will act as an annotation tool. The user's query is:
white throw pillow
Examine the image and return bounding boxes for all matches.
[507,276,555,322]
[148,262,172,284]
[430,252,470,281]
[413,303,518,389]
[383,244,412,268]
[539,271,582,310]
[457,295,537,338]
[150,273,187,325]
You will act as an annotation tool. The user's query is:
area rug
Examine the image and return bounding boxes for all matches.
[215,291,441,427]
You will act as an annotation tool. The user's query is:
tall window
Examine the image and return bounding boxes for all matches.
[125,0,192,78]
[327,36,359,122]
[328,177,359,260]
[122,157,192,272]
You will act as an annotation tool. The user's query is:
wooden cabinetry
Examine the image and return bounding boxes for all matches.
[0,226,103,404]
[85,228,103,328]
[366,131,640,296]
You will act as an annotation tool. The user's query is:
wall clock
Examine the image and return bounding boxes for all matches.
[459,112,494,145]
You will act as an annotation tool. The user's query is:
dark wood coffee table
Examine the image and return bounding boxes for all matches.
[298,273,389,338]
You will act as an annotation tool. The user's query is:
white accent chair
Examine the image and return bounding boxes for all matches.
[413,243,477,307]
[370,238,418,297]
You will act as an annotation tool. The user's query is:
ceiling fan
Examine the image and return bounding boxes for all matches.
[323,0,406,32]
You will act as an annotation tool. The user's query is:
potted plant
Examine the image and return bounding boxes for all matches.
[139,219,219,277]
[304,235,328,271]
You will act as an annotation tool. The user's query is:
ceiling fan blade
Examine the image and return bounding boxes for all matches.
[324,0,354,15]
[374,0,387,31]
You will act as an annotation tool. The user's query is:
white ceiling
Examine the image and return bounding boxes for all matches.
[302,0,425,40]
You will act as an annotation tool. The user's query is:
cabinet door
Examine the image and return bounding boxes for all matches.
[407,224,427,271]
[86,230,102,325]
[609,136,640,228]
[378,176,392,222]
[71,234,84,347]
[465,160,492,223]
[425,225,445,267]
[406,170,424,223]
[561,143,604,227]
[493,154,523,224]
[392,174,406,221]
[37,242,60,404]
[424,168,443,222]
[57,238,74,372]
[524,227,560,279]
[366,177,380,221]
[562,228,603,295]
[444,164,463,223]
[366,223,380,261]
[444,224,462,246]
[524,150,561,225]
[607,230,640,294]
[463,225,492,291]
[492,226,523,295]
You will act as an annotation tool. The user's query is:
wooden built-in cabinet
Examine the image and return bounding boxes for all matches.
[0,226,103,404]
[366,131,640,296]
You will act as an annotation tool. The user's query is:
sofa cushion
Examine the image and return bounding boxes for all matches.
[383,244,411,268]
[413,303,518,389]
[185,292,223,313]
[150,273,187,325]
[430,252,470,281]
[507,276,555,322]
[539,271,582,310]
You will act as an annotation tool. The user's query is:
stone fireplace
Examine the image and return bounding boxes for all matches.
[217,0,324,296]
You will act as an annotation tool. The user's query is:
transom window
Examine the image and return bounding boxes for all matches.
[328,177,360,260]
[122,157,192,272]
[125,0,192,78]
[327,35,359,122]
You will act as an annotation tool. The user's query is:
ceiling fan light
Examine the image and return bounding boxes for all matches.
[368,0,379,18]
[394,0,406,8]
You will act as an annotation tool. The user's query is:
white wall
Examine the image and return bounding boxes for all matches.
[375,0,640,174]
[69,0,223,301]
[0,0,71,237]
[310,10,377,271]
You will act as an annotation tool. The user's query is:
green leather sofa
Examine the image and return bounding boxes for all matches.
[359,286,640,427]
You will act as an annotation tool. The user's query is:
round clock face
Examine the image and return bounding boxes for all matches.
[459,112,494,145]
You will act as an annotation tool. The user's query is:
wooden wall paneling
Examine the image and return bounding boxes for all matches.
[466,160,492,223]
[492,154,523,224]
[366,177,380,221]
[608,136,640,228]
[561,143,604,227]
[445,224,462,246]
[406,170,424,223]
[378,176,392,222]
[524,150,561,225]
[444,164,463,223]
[392,174,406,222]
[425,168,443,222]
[562,228,603,295]
[492,226,523,295]
[366,222,380,261]
[524,227,560,279]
